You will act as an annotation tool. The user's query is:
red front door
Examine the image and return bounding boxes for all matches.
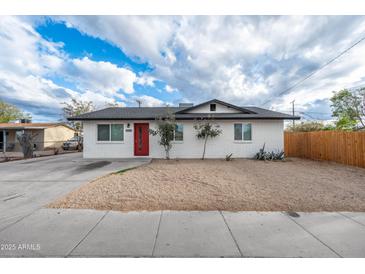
[134,123,149,156]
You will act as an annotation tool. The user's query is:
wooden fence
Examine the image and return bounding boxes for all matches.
[284,131,365,168]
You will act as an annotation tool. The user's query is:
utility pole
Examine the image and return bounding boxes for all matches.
[291,100,295,128]
[136,99,142,108]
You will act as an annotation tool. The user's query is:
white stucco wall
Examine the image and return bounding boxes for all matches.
[82,119,284,159]
[44,126,76,149]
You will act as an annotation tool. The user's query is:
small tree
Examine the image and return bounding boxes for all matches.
[0,100,30,123]
[330,88,365,130]
[62,98,94,133]
[287,121,325,132]
[334,115,358,131]
[194,119,222,160]
[149,110,176,159]
[62,98,94,151]
[286,121,337,132]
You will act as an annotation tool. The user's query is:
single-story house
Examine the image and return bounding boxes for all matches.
[68,99,300,159]
[0,123,76,152]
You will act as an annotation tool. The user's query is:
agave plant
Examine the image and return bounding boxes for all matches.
[255,143,266,160]
[254,143,284,161]
[225,153,233,161]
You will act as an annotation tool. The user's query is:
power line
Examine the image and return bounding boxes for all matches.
[281,110,332,119]
[281,110,331,120]
[300,111,332,115]
[299,112,316,120]
[298,112,330,121]
[291,100,295,128]
[281,110,332,115]
[261,34,365,107]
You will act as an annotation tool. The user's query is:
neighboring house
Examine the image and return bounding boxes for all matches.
[69,99,300,159]
[0,123,76,152]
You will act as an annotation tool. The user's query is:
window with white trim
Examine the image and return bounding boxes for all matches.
[174,124,184,141]
[234,123,252,141]
[97,124,124,142]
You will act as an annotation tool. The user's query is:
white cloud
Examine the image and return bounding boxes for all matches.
[57,15,365,115]
[272,38,365,111]
[0,71,72,107]
[165,85,176,93]
[133,95,167,107]
[57,16,176,64]
[0,16,158,121]
[0,70,118,114]
[68,57,137,94]
[0,16,64,77]
[136,74,156,86]
[74,89,117,106]
[0,16,72,119]
[2,15,365,122]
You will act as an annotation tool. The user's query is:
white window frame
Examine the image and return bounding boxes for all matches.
[233,123,252,143]
[172,123,184,143]
[96,123,124,143]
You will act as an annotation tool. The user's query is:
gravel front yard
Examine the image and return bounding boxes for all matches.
[48,158,365,212]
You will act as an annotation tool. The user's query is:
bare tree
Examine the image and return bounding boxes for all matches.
[62,98,94,133]
[16,132,37,159]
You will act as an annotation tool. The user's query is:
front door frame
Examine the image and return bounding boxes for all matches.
[134,123,149,156]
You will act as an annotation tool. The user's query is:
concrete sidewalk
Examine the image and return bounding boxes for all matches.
[1,209,364,258]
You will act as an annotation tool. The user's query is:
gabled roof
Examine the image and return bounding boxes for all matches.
[69,107,183,121]
[68,99,300,121]
[0,123,76,131]
[175,99,256,114]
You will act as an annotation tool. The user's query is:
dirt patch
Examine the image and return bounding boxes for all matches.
[48,158,365,212]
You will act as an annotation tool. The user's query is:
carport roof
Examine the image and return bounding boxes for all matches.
[0,123,75,130]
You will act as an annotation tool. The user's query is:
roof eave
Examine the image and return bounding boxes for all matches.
[0,126,47,130]
[68,116,301,121]
[175,99,256,114]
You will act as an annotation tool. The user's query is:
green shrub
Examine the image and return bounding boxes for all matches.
[287,121,326,132]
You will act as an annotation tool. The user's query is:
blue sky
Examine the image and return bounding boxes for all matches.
[1,16,365,122]
[35,20,183,106]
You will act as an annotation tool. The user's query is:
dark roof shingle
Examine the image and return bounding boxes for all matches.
[68,105,299,121]
[0,123,75,130]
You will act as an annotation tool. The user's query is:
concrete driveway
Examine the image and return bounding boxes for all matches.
[0,153,150,231]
